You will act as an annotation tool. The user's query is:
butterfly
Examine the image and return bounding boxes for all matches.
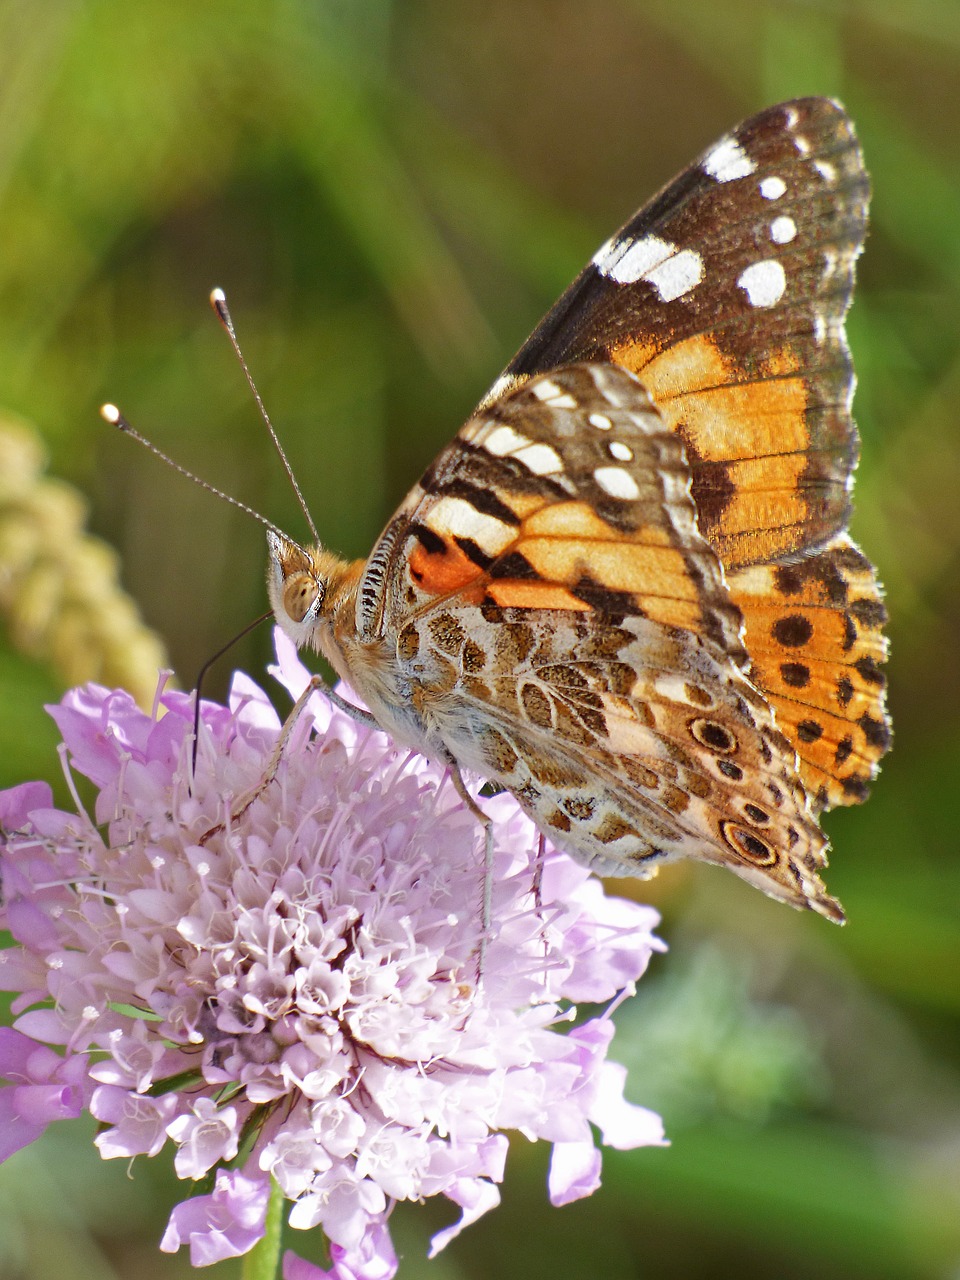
[267,97,890,924]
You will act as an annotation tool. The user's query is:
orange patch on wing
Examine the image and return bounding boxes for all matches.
[610,333,810,461]
[408,538,486,597]
[520,538,696,600]
[714,454,808,534]
[526,501,626,539]
[486,580,592,611]
[673,378,810,461]
[501,491,551,521]
[639,598,703,631]
[729,540,890,810]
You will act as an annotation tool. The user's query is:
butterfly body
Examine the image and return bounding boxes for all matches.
[267,98,889,922]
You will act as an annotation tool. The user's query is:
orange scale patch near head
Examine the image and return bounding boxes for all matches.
[408,537,485,598]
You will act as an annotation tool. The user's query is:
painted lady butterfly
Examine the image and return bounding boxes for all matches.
[267,97,890,923]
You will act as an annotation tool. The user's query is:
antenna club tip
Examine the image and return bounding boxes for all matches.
[209,288,231,330]
[100,403,122,425]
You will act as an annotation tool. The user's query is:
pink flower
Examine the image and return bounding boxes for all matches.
[161,1168,271,1266]
[0,630,665,1273]
[0,1027,88,1161]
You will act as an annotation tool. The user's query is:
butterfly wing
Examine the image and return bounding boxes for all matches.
[726,537,890,812]
[478,96,888,809]
[356,362,841,921]
[483,97,869,570]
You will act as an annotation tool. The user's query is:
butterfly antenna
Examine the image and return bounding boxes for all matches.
[100,403,307,554]
[209,288,320,546]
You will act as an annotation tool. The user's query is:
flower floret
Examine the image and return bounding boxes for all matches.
[0,631,665,1273]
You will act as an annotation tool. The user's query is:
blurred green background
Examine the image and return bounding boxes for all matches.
[2,1,959,1277]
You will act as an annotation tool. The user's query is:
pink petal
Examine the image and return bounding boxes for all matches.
[589,1060,667,1151]
[160,1168,269,1265]
[429,1178,501,1256]
[548,1140,602,1205]
[0,782,53,828]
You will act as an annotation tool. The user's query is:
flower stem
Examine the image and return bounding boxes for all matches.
[241,1177,284,1280]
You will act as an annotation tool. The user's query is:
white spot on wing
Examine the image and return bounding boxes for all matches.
[483,372,519,404]
[794,135,810,155]
[598,235,670,281]
[594,466,640,500]
[654,675,701,705]
[591,236,617,270]
[608,440,634,462]
[737,259,786,308]
[644,248,704,301]
[485,424,533,456]
[530,379,577,409]
[429,496,516,553]
[703,137,756,182]
[515,443,564,475]
[759,176,786,200]
[814,159,836,182]
[589,413,613,431]
[593,234,704,300]
[770,215,797,244]
[484,425,563,475]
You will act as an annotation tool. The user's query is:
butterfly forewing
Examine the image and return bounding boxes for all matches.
[486,97,869,571]
[359,363,840,921]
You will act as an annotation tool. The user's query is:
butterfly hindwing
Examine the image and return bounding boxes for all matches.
[727,534,890,812]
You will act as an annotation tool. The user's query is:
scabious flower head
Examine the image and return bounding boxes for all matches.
[0,630,665,1277]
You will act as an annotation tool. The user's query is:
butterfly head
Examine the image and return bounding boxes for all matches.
[266,530,360,652]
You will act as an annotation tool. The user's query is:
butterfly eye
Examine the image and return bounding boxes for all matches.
[282,571,324,624]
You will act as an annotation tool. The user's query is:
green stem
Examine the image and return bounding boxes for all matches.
[242,1177,285,1280]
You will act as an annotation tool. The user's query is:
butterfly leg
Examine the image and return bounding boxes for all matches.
[199,673,379,842]
[439,749,494,986]
[532,829,545,911]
